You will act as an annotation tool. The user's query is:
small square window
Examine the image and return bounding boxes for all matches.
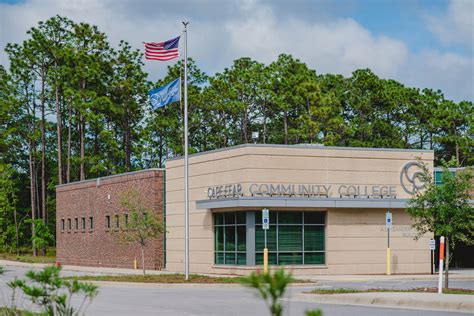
[74,218,78,230]
[106,215,110,229]
[89,217,94,230]
[61,219,65,231]
[115,215,120,228]
[124,214,128,227]
[81,217,86,230]
[68,219,71,230]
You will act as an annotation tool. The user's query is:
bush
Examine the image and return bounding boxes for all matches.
[7,265,98,316]
[241,269,293,316]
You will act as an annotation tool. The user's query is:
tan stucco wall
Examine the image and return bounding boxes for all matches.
[165,145,433,275]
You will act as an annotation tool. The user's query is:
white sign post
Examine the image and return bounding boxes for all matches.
[429,239,436,250]
[262,208,269,273]
[429,238,436,275]
[386,211,392,275]
[262,208,270,230]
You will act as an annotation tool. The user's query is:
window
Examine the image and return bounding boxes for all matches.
[61,219,65,231]
[67,219,72,230]
[434,170,456,186]
[74,218,78,230]
[89,217,94,229]
[81,217,86,230]
[214,212,246,265]
[124,214,129,227]
[106,215,110,229]
[115,215,120,228]
[255,211,325,265]
[434,171,443,185]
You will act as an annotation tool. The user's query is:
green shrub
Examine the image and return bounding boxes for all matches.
[8,265,98,316]
[241,269,293,316]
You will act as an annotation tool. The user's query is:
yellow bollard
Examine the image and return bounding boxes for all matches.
[134,258,137,270]
[263,248,268,274]
[386,248,391,275]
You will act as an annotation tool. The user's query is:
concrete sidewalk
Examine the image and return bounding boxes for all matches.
[294,270,474,282]
[292,292,474,313]
[1,259,474,281]
[0,259,173,276]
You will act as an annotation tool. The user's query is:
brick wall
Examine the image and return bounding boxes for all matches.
[56,169,165,270]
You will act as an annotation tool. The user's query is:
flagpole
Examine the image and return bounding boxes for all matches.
[182,21,190,281]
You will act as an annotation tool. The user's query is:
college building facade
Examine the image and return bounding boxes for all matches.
[57,144,435,275]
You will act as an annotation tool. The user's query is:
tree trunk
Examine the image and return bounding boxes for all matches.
[28,139,37,257]
[12,185,19,256]
[263,100,267,144]
[141,245,146,276]
[429,132,433,150]
[158,137,164,169]
[55,73,63,185]
[66,101,72,183]
[221,112,227,147]
[445,237,450,289]
[455,142,460,164]
[242,109,248,143]
[80,79,86,181]
[419,132,423,149]
[40,73,47,224]
[124,113,131,172]
[79,113,85,180]
[263,114,267,144]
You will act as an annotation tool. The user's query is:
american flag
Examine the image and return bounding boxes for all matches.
[144,36,180,61]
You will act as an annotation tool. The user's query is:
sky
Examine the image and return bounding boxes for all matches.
[0,0,473,102]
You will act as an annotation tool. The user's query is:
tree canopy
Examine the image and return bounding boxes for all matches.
[0,15,473,254]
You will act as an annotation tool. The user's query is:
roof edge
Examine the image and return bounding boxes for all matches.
[55,168,164,189]
[166,143,434,163]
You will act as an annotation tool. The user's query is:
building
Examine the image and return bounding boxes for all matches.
[165,144,433,275]
[56,169,165,269]
[56,144,435,274]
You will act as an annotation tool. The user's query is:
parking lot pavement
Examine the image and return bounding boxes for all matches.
[1,265,472,316]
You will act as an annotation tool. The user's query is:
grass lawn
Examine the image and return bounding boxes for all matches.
[0,252,56,264]
[309,287,474,295]
[0,248,56,264]
[68,274,311,284]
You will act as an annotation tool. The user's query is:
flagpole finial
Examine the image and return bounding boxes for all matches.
[182,21,189,29]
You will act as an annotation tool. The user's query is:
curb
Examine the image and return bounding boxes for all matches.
[292,292,474,313]
[77,280,316,289]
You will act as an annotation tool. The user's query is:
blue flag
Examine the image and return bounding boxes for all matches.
[149,78,180,109]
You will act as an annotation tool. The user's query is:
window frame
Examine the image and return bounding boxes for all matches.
[213,212,247,265]
[255,211,326,265]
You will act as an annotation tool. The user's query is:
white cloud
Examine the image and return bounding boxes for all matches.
[402,50,473,100]
[427,0,473,49]
[0,0,472,101]
[225,3,409,77]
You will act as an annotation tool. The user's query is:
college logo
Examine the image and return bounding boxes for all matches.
[400,161,426,194]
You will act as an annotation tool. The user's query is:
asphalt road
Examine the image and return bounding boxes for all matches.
[1,266,472,316]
